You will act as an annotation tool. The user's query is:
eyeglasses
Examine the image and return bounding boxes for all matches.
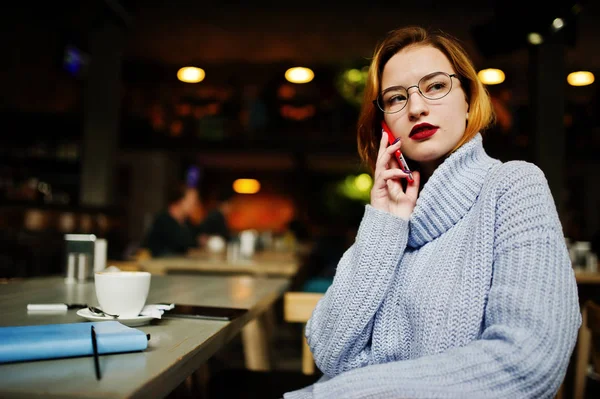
[373,72,459,114]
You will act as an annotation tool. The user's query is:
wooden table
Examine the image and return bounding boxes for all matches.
[0,274,289,399]
[135,250,303,373]
[138,250,301,277]
[574,270,600,284]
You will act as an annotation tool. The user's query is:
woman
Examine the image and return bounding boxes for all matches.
[285,26,580,398]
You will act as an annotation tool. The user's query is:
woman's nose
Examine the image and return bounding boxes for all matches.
[406,88,429,119]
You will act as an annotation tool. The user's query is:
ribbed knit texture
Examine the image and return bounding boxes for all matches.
[284,134,581,399]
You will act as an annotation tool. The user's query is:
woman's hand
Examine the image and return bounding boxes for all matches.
[370,132,420,220]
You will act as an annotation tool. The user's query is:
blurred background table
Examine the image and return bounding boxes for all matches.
[138,249,302,277]
[574,270,600,284]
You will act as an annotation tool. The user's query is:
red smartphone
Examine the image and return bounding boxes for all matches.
[381,121,414,183]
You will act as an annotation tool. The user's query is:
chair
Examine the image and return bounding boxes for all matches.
[585,300,600,398]
[283,292,324,375]
[205,291,323,399]
[588,301,600,376]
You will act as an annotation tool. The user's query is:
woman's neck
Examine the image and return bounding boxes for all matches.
[417,159,443,184]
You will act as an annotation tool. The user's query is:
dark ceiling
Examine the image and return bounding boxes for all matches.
[17,0,597,68]
[2,0,599,111]
[119,0,598,71]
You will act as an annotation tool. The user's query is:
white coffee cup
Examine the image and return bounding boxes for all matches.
[94,271,151,318]
[206,235,226,253]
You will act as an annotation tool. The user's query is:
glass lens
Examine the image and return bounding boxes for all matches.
[419,72,452,100]
[379,87,408,113]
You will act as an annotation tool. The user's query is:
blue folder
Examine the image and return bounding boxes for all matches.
[0,321,148,363]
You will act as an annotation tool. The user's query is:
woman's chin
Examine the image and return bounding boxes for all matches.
[410,153,443,164]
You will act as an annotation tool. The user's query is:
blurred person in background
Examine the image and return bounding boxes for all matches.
[285,26,580,399]
[196,183,235,244]
[142,182,202,257]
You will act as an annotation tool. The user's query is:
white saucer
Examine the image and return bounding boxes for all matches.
[76,308,155,327]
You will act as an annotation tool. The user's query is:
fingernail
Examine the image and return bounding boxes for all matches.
[393,137,401,144]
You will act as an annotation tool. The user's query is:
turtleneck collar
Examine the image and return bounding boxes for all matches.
[407,133,500,248]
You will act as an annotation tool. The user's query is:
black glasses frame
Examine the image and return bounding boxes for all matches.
[373,72,459,114]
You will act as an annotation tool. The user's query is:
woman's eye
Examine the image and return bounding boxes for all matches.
[387,94,406,104]
[427,82,446,92]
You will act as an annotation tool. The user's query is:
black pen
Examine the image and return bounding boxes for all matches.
[91,325,102,380]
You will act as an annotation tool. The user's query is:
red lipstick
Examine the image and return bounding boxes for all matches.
[410,123,438,140]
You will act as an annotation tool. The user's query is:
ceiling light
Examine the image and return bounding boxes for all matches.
[233,179,261,194]
[551,18,565,32]
[285,67,314,84]
[477,68,505,85]
[567,71,595,87]
[177,67,205,83]
[527,32,543,45]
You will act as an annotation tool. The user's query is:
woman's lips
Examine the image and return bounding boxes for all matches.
[410,127,438,140]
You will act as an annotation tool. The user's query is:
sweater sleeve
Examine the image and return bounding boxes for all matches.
[286,162,581,399]
[305,205,410,376]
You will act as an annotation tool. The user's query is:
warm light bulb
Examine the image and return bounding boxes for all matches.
[567,71,595,87]
[527,32,543,45]
[233,179,261,194]
[177,67,205,83]
[551,18,565,32]
[285,67,314,84]
[477,68,505,85]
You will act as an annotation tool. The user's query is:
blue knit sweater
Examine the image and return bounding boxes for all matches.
[285,134,581,398]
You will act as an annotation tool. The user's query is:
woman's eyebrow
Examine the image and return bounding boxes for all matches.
[381,84,406,94]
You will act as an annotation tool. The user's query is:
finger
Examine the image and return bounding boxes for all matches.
[404,170,421,198]
[386,174,407,200]
[375,145,394,176]
[383,137,403,165]
[376,129,388,160]
[380,168,410,182]
[388,152,400,170]
[372,167,405,193]
[389,136,402,149]
[373,132,392,177]
[385,137,402,156]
